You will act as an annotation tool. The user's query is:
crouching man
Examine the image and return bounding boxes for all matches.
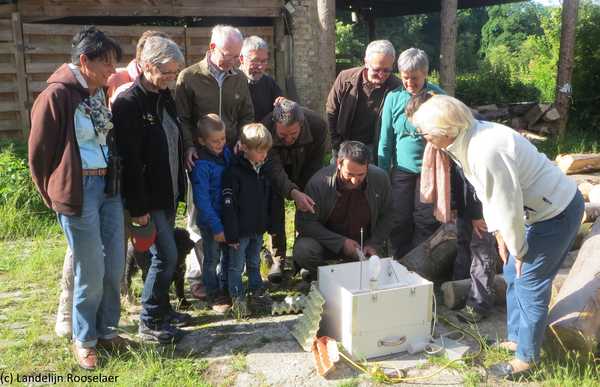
[293,141,393,281]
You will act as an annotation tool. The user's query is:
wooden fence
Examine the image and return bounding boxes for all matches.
[0,13,274,139]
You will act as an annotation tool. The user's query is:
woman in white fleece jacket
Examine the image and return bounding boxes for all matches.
[412,95,584,380]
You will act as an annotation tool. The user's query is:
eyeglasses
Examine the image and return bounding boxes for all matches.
[367,65,393,75]
[213,46,239,63]
[155,65,180,77]
[249,58,269,66]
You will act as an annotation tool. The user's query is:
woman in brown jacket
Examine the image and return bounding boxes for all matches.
[29,26,125,370]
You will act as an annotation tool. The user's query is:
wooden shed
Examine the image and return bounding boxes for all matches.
[0,0,289,139]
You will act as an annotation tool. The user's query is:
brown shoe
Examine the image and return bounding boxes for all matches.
[212,295,232,314]
[72,345,97,370]
[191,283,208,300]
[97,335,135,352]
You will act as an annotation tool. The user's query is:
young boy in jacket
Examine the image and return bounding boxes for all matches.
[189,114,233,313]
[222,123,274,316]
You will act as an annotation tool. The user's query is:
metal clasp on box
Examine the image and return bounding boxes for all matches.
[410,288,416,296]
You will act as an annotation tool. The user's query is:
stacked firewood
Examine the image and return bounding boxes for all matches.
[473,102,561,136]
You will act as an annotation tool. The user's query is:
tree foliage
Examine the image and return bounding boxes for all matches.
[334,1,600,131]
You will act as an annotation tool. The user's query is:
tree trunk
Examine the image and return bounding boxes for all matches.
[317,0,335,117]
[556,153,600,175]
[555,0,580,137]
[440,275,507,309]
[439,0,457,96]
[399,224,457,283]
[546,218,600,356]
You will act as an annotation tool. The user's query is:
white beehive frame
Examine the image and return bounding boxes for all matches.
[318,258,433,359]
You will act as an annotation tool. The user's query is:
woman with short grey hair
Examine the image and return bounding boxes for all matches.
[113,36,191,344]
[377,47,444,259]
[411,94,584,379]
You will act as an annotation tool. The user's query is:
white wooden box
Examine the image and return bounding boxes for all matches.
[318,258,433,359]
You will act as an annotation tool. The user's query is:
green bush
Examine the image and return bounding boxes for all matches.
[456,61,540,106]
[0,141,59,239]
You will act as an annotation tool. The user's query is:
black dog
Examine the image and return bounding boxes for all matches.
[121,228,196,309]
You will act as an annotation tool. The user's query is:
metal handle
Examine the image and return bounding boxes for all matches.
[377,336,407,347]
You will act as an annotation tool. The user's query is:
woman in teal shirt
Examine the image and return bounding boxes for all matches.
[377,48,444,258]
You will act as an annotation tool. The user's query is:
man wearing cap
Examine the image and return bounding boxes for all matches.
[261,99,328,283]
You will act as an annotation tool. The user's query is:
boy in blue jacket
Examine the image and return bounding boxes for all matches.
[190,114,233,313]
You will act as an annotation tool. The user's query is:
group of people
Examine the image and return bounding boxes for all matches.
[28,24,583,380]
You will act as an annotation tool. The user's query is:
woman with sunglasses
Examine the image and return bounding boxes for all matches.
[377,48,445,259]
[113,36,190,344]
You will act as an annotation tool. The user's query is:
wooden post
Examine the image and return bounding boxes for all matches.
[366,9,376,42]
[273,15,287,96]
[317,0,335,117]
[439,0,457,96]
[555,0,579,138]
[11,12,29,136]
[183,25,192,66]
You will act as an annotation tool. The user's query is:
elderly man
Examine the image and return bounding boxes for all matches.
[261,99,328,283]
[239,35,284,122]
[326,40,401,159]
[293,141,393,281]
[176,24,254,163]
[175,25,254,311]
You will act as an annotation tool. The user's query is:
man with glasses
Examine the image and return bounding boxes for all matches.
[176,24,254,163]
[239,35,284,122]
[175,25,254,311]
[326,40,401,161]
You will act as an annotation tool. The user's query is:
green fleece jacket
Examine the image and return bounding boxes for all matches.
[296,164,393,254]
[377,82,445,173]
[175,56,255,149]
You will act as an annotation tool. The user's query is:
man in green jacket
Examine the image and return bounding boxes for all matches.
[261,99,329,283]
[176,24,255,167]
[293,141,393,281]
[175,25,254,309]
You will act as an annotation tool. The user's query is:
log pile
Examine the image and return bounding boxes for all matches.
[472,102,562,136]
[545,218,600,356]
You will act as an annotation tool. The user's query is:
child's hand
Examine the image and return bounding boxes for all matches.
[228,243,240,250]
[214,232,225,242]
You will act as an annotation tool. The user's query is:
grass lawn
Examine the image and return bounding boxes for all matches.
[1,131,600,386]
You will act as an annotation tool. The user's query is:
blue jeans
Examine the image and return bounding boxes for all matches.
[199,226,227,296]
[504,190,584,363]
[227,235,263,298]
[57,176,124,348]
[140,209,177,328]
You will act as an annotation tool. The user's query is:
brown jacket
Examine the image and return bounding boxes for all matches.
[175,55,255,149]
[261,107,329,199]
[29,64,89,216]
[325,66,401,154]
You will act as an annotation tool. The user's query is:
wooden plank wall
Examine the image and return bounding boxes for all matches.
[0,21,274,139]
[0,16,21,139]
[18,0,281,19]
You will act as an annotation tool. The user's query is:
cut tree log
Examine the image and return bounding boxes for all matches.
[440,275,506,309]
[524,103,551,127]
[556,153,600,175]
[578,182,594,201]
[399,223,457,283]
[582,203,600,224]
[568,173,600,186]
[588,185,600,204]
[543,107,561,122]
[546,218,600,356]
[571,223,592,251]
